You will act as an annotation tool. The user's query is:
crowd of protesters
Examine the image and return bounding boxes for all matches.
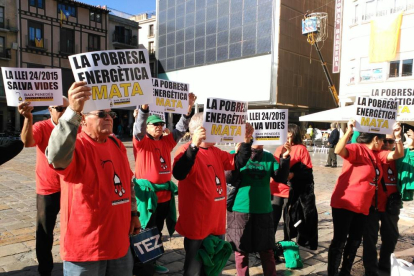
[1,80,414,276]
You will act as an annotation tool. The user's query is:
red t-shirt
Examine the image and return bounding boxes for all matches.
[375,161,398,212]
[270,144,312,198]
[331,144,389,215]
[173,143,235,240]
[32,119,61,195]
[56,132,133,262]
[133,134,177,203]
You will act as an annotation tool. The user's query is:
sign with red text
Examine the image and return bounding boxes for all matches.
[1,67,63,106]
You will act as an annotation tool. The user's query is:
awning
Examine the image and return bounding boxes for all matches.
[299,106,355,123]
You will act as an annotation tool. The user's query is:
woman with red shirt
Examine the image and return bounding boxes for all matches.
[328,120,403,276]
[271,124,317,248]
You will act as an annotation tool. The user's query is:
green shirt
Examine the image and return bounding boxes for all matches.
[232,150,279,214]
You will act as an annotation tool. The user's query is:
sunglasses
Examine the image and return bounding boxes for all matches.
[150,123,165,127]
[84,111,117,119]
[51,106,67,112]
[383,139,395,144]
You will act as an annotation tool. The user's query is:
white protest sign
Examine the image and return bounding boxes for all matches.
[203,97,248,143]
[152,78,189,115]
[354,96,397,135]
[69,49,153,112]
[247,109,288,145]
[1,67,63,107]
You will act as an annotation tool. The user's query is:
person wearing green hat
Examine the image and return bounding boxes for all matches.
[132,93,197,274]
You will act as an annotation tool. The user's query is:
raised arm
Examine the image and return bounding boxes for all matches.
[272,142,291,183]
[18,102,36,147]
[335,120,354,158]
[387,122,404,161]
[133,105,149,141]
[46,81,91,169]
[172,93,197,142]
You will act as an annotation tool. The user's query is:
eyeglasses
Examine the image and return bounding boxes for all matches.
[51,106,67,112]
[383,139,395,144]
[83,111,117,119]
[150,123,165,127]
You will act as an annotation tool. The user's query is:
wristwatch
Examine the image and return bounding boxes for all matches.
[190,143,198,150]
[131,211,139,217]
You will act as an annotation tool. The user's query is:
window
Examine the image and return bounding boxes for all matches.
[113,26,132,44]
[364,0,376,20]
[88,34,100,51]
[60,28,75,54]
[149,24,154,37]
[148,41,155,54]
[29,0,44,9]
[0,36,4,57]
[389,60,400,77]
[352,4,359,24]
[0,7,4,29]
[57,3,76,18]
[360,57,384,81]
[402,59,413,76]
[28,21,43,48]
[90,11,102,23]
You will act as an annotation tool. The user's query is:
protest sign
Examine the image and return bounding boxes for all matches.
[354,96,397,135]
[152,78,189,114]
[247,109,288,145]
[203,97,248,143]
[69,49,153,112]
[1,67,63,107]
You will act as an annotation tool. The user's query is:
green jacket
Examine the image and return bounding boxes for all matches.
[396,148,414,201]
[133,178,178,236]
[197,235,232,276]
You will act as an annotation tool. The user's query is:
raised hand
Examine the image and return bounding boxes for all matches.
[192,126,206,147]
[244,122,254,143]
[18,102,34,119]
[68,81,92,113]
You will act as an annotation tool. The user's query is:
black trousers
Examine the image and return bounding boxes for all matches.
[363,207,399,275]
[332,207,367,243]
[36,192,60,276]
[327,147,337,166]
[271,195,288,237]
[183,235,224,276]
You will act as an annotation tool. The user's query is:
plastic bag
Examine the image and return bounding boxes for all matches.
[391,253,414,276]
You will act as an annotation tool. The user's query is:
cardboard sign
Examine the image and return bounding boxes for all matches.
[69,49,153,112]
[152,78,189,114]
[354,96,397,135]
[247,109,288,145]
[1,67,63,107]
[203,97,248,143]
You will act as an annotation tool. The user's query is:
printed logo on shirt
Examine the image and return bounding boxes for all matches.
[245,163,266,180]
[370,168,381,186]
[207,164,223,198]
[386,167,396,183]
[155,148,170,174]
[101,159,127,199]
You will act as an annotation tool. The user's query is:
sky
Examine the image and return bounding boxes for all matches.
[84,0,156,15]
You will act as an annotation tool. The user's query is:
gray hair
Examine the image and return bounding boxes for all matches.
[189,112,204,135]
[50,96,69,108]
[330,122,336,128]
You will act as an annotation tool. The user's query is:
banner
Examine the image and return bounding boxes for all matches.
[1,67,63,107]
[354,96,397,135]
[69,49,153,112]
[332,0,343,73]
[247,109,288,145]
[152,78,189,114]
[203,97,248,143]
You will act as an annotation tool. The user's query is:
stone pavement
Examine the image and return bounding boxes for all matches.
[0,142,413,276]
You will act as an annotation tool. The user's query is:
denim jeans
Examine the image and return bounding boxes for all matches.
[63,248,133,276]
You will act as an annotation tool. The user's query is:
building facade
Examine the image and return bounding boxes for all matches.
[155,0,339,123]
[132,12,157,77]
[0,0,19,132]
[339,0,414,114]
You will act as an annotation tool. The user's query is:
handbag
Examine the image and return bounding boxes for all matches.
[380,178,402,215]
[130,227,164,263]
[391,253,414,276]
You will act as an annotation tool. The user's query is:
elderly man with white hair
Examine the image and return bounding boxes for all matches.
[46,81,140,276]
[172,112,254,276]
[18,96,70,276]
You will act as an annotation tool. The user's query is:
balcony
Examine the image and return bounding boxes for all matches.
[58,43,79,55]
[112,32,138,48]
[26,35,48,52]
[0,19,18,32]
[0,49,11,60]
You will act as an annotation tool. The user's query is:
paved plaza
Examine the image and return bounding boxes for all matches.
[0,142,413,276]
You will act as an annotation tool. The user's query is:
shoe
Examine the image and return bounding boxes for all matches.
[331,165,337,168]
[155,264,169,274]
[325,164,332,167]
